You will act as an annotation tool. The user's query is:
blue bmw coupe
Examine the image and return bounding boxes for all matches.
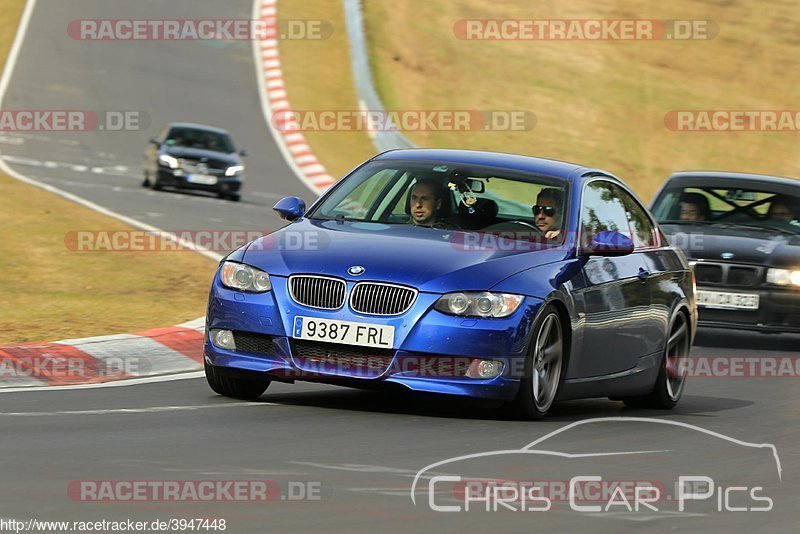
[204,149,696,418]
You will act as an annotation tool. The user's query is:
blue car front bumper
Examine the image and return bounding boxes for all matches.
[204,276,544,401]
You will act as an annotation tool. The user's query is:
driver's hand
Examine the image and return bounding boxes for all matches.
[544,229,561,239]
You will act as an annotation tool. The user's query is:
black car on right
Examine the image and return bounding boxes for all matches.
[651,171,800,333]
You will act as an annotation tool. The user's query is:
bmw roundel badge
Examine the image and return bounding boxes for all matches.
[348,265,365,276]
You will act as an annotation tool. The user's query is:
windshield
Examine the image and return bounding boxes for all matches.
[164,127,235,153]
[308,160,568,240]
[653,185,800,233]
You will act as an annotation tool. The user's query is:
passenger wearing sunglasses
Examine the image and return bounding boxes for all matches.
[533,188,564,240]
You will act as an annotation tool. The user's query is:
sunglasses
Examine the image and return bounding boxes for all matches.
[532,205,557,217]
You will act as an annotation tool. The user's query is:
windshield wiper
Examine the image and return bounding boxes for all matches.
[714,222,799,235]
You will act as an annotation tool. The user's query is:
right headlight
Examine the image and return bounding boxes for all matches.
[434,292,524,318]
[766,268,800,287]
[219,261,272,292]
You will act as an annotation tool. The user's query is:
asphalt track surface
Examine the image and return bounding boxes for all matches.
[3,1,800,533]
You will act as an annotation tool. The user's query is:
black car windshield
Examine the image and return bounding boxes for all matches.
[653,185,800,233]
[307,160,568,240]
[164,127,235,153]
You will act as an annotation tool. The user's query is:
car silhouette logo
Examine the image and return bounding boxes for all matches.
[348,265,365,276]
[721,252,735,260]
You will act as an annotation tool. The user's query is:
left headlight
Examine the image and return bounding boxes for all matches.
[158,154,179,169]
[434,291,524,318]
[219,261,272,292]
[225,165,245,177]
[766,268,800,287]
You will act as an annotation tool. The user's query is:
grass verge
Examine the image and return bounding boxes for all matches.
[361,0,800,201]
[277,0,378,179]
[0,0,216,344]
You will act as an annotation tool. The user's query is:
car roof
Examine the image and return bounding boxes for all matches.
[666,170,800,189]
[372,148,616,183]
[167,122,231,135]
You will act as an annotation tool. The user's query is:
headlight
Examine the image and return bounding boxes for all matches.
[225,165,245,177]
[766,268,800,287]
[220,261,272,292]
[434,292,524,318]
[158,154,179,169]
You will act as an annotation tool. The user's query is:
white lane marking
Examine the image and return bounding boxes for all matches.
[0,0,37,101]
[0,371,206,393]
[0,401,273,417]
[0,135,24,145]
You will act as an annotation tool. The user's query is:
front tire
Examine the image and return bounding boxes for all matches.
[205,361,271,400]
[512,306,564,420]
[622,310,689,409]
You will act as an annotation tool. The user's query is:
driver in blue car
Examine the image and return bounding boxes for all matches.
[533,188,564,240]
[409,178,444,227]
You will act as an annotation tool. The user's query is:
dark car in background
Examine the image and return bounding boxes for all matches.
[651,171,800,333]
[143,122,247,201]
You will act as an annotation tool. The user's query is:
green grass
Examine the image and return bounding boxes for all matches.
[360,0,800,201]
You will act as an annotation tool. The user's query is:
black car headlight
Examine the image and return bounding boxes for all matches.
[766,268,800,287]
[158,154,179,169]
[220,261,272,292]
[434,292,524,318]
[225,165,245,177]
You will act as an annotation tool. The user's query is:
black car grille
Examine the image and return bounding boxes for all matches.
[728,266,759,287]
[289,275,347,310]
[232,332,275,355]
[291,340,395,377]
[350,282,417,315]
[178,158,228,173]
[695,264,723,284]
[693,262,761,287]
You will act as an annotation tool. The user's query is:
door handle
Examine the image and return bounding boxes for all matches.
[638,267,651,282]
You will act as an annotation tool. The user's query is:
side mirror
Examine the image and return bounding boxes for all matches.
[585,230,634,257]
[239,149,249,157]
[273,196,306,221]
[149,137,160,146]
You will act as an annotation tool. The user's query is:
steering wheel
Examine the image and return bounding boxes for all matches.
[483,220,543,234]
[431,219,461,230]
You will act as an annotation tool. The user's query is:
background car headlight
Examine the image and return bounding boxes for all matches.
[225,165,244,177]
[158,154,179,169]
[220,261,272,292]
[766,268,800,287]
[434,291,524,318]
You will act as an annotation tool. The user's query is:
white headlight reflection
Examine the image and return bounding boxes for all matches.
[220,261,272,293]
[434,292,524,318]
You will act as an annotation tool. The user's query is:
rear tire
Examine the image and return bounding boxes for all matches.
[205,361,270,400]
[512,305,565,420]
[622,310,689,409]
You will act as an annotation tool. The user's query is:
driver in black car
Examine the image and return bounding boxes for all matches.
[533,188,564,239]
[767,195,798,223]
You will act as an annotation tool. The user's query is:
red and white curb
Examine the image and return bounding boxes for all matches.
[0,318,205,388]
[253,0,336,195]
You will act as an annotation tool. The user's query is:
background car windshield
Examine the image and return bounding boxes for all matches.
[309,160,566,232]
[653,185,800,231]
[164,127,235,153]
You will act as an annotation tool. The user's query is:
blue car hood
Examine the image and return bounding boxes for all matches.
[241,219,569,294]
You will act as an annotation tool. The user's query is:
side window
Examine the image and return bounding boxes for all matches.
[619,190,658,249]
[580,181,630,248]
